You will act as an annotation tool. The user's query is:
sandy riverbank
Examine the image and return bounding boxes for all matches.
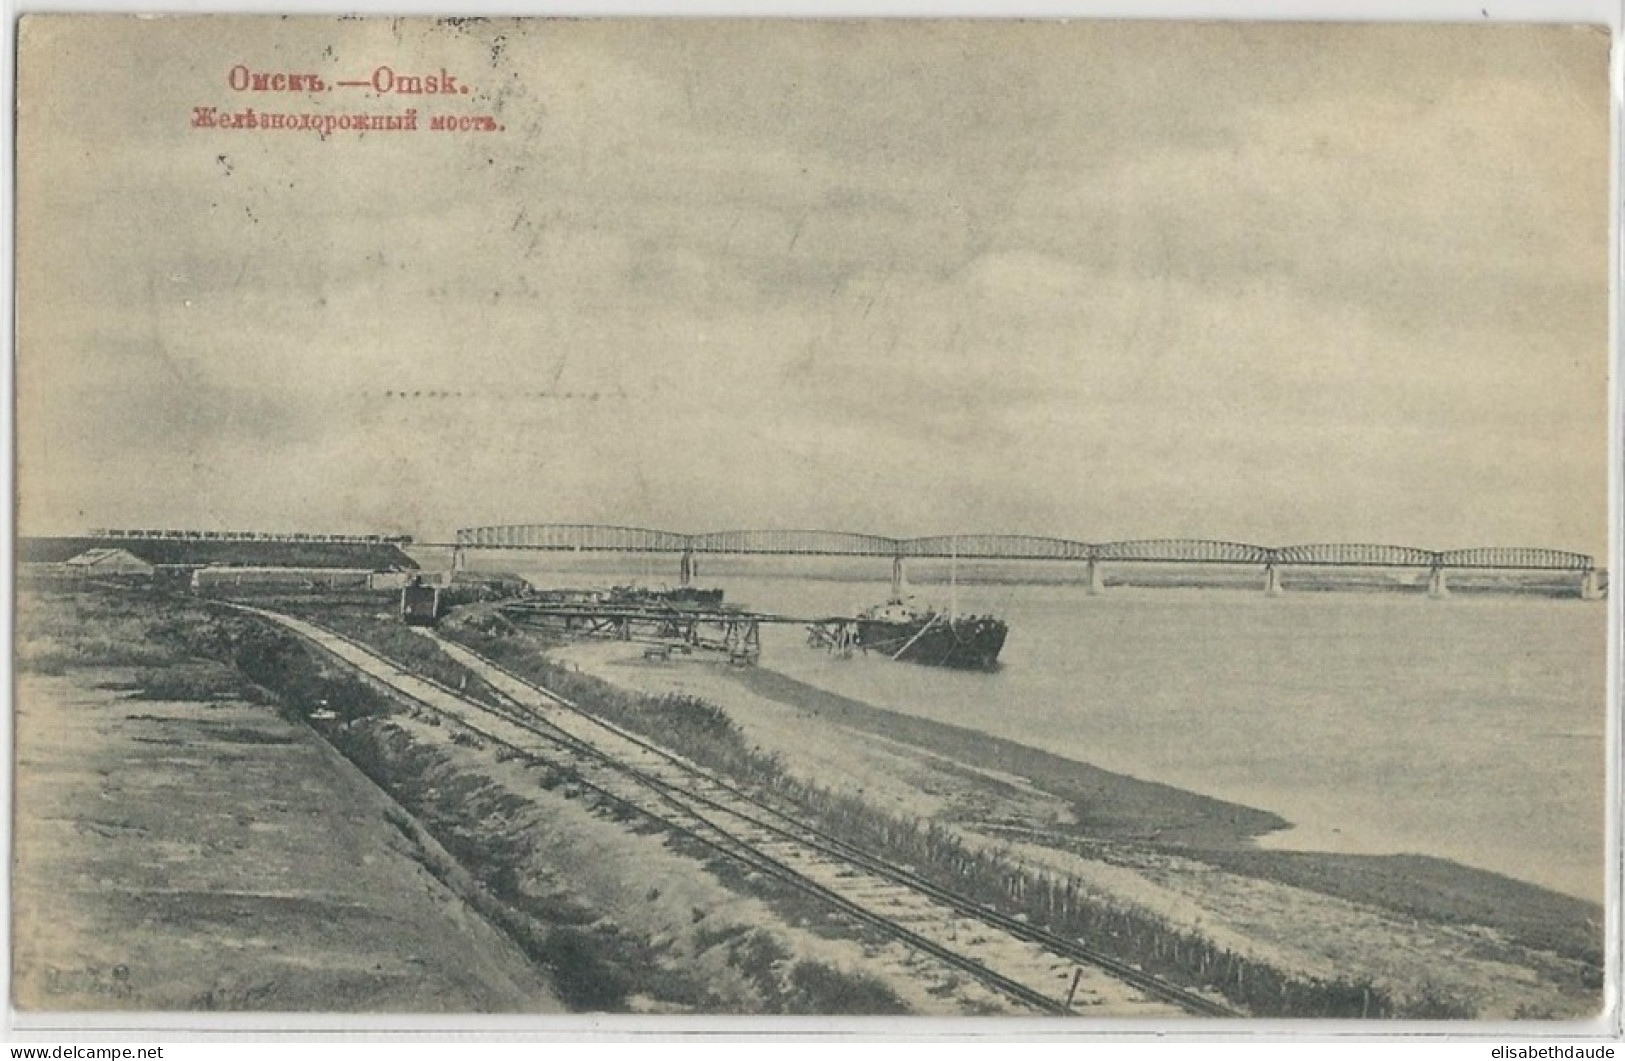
[550,640,1605,1020]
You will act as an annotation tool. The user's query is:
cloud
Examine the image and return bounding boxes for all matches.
[14,19,1611,553]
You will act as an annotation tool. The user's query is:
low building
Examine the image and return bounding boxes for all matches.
[190,566,374,592]
[371,569,455,590]
[63,548,155,579]
[368,570,415,591]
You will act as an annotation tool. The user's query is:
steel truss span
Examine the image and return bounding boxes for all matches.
[452,526,1597,572]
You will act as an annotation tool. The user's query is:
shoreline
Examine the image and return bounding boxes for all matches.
[722,662,1292,847]
[719,659,1602,917]
[559,642,1604,987]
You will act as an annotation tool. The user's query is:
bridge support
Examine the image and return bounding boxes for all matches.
[1087,557,1105,595]
[1263,563,1282,597]
[451,546,467,573]
[679,549,695,588]
[724,619,760,664]
[1581,569,1603,600]
[891,555,905,599]
[1428,566,1449,599]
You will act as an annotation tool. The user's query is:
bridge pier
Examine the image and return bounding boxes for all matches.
[724,619,761,664]
[1087,557,1105,595]
[679,549,695,588]
[1581,569,1603,600]
[451,546,467,573]
[891,555,905,599]
[1428,566,1449,599]
[1263,563,1282,596]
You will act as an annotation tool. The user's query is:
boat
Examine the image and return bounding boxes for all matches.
[819,597,1007,669]
[808,537,1006,668]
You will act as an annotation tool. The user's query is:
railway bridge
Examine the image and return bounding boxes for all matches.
[447,525,1605,599]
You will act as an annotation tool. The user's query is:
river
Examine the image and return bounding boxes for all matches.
[504,558,1609,903]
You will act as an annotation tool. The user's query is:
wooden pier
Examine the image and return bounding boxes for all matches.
[498,600,841,665]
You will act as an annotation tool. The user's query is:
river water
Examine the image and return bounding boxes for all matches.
[506,558,1609,903]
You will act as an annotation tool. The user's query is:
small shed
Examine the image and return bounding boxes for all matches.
[64,548,155,578]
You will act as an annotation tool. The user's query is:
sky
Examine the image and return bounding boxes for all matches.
[15,17,1613,554]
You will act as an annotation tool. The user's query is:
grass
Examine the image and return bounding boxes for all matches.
[307,609,509,708]
[440,627,792,787]
[116,662,271,704]
[771,782,1415,1017]
[15,589,180,673]
[785,960,910,1015]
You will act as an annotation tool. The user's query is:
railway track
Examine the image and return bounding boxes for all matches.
[232,604,1239,1019]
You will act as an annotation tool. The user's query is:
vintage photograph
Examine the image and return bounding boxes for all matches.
[12,16,1613,1022]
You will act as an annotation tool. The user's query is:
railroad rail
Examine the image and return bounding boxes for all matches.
[230,603,1240,1018]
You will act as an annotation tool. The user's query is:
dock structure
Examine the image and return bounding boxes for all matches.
[499,599,837,665]
[500,597,996,668]
[451,525,1606,599]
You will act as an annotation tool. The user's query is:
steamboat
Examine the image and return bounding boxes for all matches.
[810,597,1008,670]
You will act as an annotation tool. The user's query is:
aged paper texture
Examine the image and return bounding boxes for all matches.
[12,16,1613,1023]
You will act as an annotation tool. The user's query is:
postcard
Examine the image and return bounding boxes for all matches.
[12,15,1614,1027]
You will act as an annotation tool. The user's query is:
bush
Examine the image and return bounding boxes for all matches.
[786,961,910,1015]
[1399,981,1479,1020]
